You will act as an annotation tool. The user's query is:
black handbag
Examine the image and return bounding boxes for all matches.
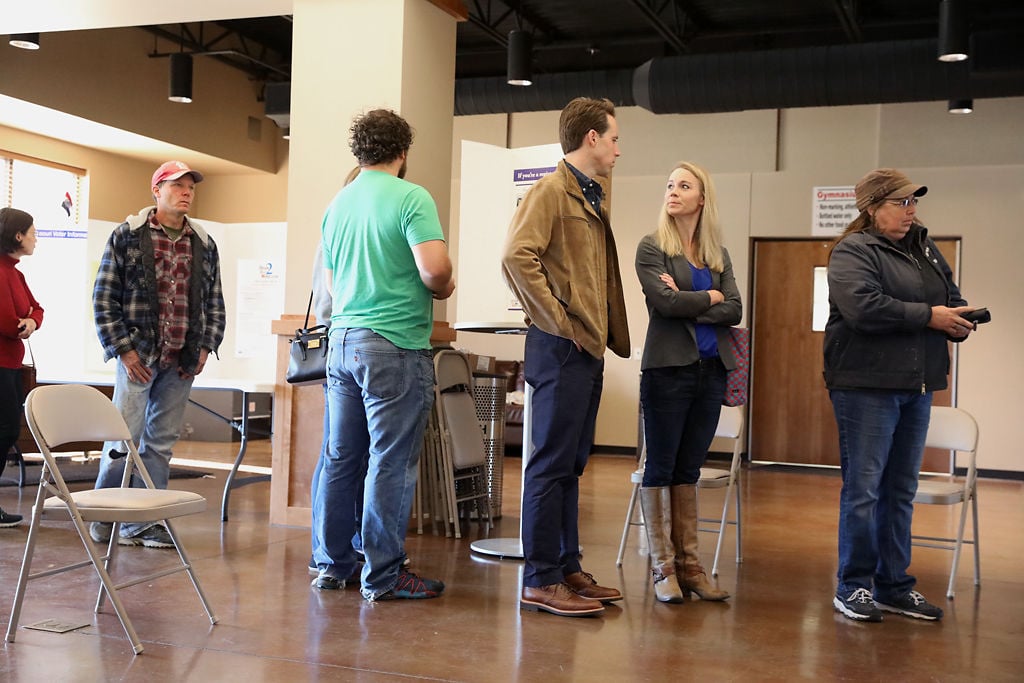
[285,291,329,385]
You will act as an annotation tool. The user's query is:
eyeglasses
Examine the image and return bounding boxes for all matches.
[886,197,920,208]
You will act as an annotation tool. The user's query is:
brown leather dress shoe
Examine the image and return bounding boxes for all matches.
[564,571,623,603]
[521,583,605,617]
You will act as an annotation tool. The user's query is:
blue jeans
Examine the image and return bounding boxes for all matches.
[830,389,932,602]
[521,326,603,588]
[310,383,363,566]
[96,359,194,536]
[315,328,433,600]
[640,359,726,487]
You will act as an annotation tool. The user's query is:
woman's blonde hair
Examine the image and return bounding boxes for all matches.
[653,161,725,272]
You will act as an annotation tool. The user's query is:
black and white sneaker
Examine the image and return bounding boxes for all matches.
[874,591,944,621]
[312,573,345,590]
[89,522,113,543]
[0,507,22,528]
[833,588,883,622]
[118,524,175,548]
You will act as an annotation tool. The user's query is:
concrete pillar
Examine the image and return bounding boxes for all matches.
[285,0,458,314]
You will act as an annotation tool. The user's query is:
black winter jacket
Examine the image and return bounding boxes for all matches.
[823,224,967,392]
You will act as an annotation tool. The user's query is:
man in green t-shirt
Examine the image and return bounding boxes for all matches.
[315,109,455,602]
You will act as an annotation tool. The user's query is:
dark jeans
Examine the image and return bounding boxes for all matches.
[640,359,726,487]
[0,367,24,478]
[521,326,604,588]
[830,388,932,602]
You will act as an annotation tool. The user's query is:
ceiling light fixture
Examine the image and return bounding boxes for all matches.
[948,98,973,114]
[507,29,532,86]
[938,0,969,62]
[9,34,40,50]
[168,52,193,103]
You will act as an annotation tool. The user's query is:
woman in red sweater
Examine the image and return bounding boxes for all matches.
[0,207,43,527]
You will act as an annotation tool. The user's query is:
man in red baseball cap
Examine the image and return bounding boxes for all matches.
[88,160,225,549]
[151,160,204,187]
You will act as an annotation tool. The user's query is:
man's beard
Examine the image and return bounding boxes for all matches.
[398,159,408,179]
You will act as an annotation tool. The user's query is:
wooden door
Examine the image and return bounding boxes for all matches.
[749,238,959,470]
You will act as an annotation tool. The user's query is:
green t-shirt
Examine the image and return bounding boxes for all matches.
[321,170,445,350]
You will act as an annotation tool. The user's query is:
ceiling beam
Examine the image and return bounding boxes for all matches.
[143,24,290,81]
[626,0,696,54]
[466,0,564,49]
[832,0,863,42]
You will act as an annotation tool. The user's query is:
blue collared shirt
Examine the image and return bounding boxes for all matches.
[565,161,603,214]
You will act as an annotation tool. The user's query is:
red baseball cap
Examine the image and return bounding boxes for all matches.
[152,160,204,187]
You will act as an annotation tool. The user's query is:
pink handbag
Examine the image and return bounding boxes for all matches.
[722,327,749,407]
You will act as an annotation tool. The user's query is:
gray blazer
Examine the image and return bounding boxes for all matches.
[635,233,742,371]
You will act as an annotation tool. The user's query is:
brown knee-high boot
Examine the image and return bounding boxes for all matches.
[671,484,730,601]
[639,487,685,603]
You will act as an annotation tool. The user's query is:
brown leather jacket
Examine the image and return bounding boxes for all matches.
[501,161,630,359]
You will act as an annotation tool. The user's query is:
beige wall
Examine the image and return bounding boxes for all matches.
[0,124,289,224]
[0,27,280,172]
[450,98,1024,472]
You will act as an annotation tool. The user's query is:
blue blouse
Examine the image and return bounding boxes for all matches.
[688,262,720,359]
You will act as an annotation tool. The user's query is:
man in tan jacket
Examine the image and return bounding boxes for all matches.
[502,97,630,618]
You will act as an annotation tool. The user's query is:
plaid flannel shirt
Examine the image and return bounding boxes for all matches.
[93,207,226,374]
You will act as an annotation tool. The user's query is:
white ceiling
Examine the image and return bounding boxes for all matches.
[0,1,292,174]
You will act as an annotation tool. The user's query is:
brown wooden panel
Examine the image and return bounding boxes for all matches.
[750,240,837,465]
[750,238,960,470]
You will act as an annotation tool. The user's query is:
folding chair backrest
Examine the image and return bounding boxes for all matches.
[25,384,132,449]
[435,350,474,393]
[925,406,979,454]
[440,392,487,469]
[434,350,486,470]
[715,405,744,441]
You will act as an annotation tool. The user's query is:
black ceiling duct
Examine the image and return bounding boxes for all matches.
[454,32,1024,116]
[455,69,634,116]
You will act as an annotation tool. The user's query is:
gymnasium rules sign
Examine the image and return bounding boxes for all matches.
[812,186,858,236]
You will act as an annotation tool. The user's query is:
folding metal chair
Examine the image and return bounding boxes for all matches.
[617,405,745,577]
[697,405,745,576]
[912,405,981,599]
[6,384,217,655]
[432,350,493,538]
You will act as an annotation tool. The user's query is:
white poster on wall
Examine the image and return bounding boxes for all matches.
[812,186,858,236]
[234,258,285,358]
[456,140,562,324]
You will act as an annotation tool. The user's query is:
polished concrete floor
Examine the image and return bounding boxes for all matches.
[0,442,1021,681]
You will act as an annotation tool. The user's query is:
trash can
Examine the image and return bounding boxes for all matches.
[472,372,507,519]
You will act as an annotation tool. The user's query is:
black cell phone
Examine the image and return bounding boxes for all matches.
[962,308,991,325]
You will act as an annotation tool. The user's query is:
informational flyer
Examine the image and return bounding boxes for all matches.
[234,258,285,358]
[811,186,858,236]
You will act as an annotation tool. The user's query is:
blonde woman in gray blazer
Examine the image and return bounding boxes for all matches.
[634,161,741,604]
